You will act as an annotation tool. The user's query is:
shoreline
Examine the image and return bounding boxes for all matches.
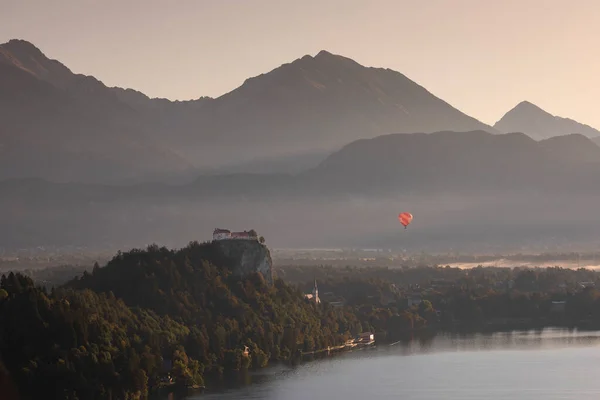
[159,323,600,398]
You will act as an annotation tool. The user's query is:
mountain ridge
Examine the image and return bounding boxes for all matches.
[0,39,498,181]
[0,47,194,183]
[0,39,129,112]
[3,130,599,201]
[2,130,600,251]
[494,100,600,140]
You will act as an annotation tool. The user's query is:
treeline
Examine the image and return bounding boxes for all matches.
[5,264,91,289]
[4,251,600,399]
[280,265,600,335]
[276,264,600,293]
[0,242,364,399]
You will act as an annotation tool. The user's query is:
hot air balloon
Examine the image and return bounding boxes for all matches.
[398,212,413,229]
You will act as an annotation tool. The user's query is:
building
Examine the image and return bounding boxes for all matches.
[358,332,374,342]
[213,228,231,240]
[355,332,375,346]
[213,228,258,241]
[304,279,321,304]
[231,231,253,239]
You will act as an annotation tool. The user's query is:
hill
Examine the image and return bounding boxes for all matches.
[494,101,600,140]
[538,134,600,163]
[1,39,496,180]
[11,129,600,205]
[0,242,363,398]
[3,131,600,251]
[303,130,600,195]
[6,242,600,398]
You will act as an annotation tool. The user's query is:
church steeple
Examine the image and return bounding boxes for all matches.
[312,278,320,304]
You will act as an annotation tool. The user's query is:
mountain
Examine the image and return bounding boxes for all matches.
[303,130,600,196]
[156,50,497,168]
[3,131,600,251]
[538,134,600,163]
[0,39,143,116]
[0,40,194,183]
[494,101,600,140]
[1,39,497,181]
[110,86,213,113]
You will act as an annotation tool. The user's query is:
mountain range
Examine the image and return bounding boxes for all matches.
[3,39,600,184]
[3,38,600,252]
[3,129,600,251]
[302,130,600,196]
[1,39,499,183]
[494,100,600,141]
[0,40,195,183]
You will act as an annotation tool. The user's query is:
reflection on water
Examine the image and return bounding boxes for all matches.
[186,328,600,400]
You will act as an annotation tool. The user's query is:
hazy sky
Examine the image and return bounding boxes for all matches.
[2,0,599,128]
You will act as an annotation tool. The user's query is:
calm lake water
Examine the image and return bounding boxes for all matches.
[186,328,600,400]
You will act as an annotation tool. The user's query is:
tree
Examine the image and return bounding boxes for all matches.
[259,236,265,244]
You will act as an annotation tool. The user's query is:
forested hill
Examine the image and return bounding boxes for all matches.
[7,242,600,398]
[0,241,363,399]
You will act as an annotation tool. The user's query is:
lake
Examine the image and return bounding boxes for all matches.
[188,328,600,399]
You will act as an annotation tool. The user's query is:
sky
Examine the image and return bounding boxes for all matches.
[1,0,600,128]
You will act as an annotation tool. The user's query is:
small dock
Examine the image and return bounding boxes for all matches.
[301,332,375,357]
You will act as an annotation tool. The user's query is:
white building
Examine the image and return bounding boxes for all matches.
[304,279,321,304]
[213,228,258,241]
[213,228,231,240]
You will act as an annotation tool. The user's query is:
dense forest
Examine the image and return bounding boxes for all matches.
[277,264,600,335]
[3,244,600,399]
[0,242,364,399]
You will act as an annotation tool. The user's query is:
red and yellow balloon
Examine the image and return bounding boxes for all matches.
[398,212,413,229]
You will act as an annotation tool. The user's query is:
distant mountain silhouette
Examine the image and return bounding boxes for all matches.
[1,39,496,181]
[3,130,600,251]
[494,101,600,140]
[0,40,193,183]
[4,130,600,203]
[302,130,600,196]
[157,50,497,168]
[3,131,600,232]
[0,39,135,114]
[538,134,600,163]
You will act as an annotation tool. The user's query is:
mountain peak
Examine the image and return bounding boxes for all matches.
[516,100,535,107]
[494,101,600,140]
[316,49,334,57]
[0,38,75,86]
[288,50,360,70]
[511,100,547,114]
[314,49,349,61]
[223,47,495,153]
[3,39,43,54]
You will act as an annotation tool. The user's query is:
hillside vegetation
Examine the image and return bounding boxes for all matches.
[0,242,362,399]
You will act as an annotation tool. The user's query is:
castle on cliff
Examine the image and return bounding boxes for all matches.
[212,228,272,285]
[213,228,258,241]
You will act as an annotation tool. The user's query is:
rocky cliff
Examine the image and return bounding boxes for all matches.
[213,239,273,284]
